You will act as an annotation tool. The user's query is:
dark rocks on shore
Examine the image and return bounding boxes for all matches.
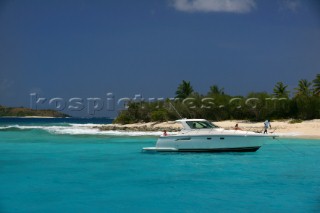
[96,122,182,132]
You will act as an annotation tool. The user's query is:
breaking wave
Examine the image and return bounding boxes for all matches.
[0,124,163,136]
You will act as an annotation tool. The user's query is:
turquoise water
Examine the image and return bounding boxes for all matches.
[0,119,319,212]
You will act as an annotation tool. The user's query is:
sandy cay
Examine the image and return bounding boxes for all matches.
[215,120,320,139]
[98,119,320,139]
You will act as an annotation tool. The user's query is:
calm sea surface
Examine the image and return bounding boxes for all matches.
[0,118,319,213]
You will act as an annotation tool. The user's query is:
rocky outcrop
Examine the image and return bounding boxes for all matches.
[97,121,182,132]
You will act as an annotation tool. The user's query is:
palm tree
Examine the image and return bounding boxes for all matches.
[295,79,312,97]
[312,74,320,96]
[208,85,224,95]
[175,80,194,99]
[273,82,289,98]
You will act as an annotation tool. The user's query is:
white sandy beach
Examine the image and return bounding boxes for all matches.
[214,120,320,139]
[99,119,320,139]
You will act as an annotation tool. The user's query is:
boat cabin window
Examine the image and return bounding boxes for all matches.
[186,121,217,129]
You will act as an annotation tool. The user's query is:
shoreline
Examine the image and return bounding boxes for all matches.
[97,119,320,140]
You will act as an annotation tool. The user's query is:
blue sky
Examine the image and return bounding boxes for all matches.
[0,0,319,117]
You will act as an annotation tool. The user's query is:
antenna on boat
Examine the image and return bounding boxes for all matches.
[168,101,183,119]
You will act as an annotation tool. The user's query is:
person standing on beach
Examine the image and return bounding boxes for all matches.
[264,120,271,134]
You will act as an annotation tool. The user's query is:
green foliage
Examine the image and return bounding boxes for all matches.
[0,106,69,117]
[175,80,194,99]
[313,74,320,96]
[292,95,320,120]
[208,85,224,95]
[150,110,168,122]
[295,79,312,97]
[114,79,320,124]
[113,110,135,124]
[289,119,303,124]
[273,82,289,98]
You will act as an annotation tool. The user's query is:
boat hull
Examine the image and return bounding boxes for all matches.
[142,146,260,152]
[143,134,275,153]
[173,146,261,152]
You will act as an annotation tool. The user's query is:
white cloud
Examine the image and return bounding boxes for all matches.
[170,0,256,13]
[281,0,300,12]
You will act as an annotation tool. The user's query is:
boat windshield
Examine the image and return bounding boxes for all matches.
[186,121,218,129]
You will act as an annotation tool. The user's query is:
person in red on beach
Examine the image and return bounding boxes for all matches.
[163,130,168,136]
[234,123,241,130]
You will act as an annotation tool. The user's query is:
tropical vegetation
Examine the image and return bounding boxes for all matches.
[312,74,320,96]
[0,106,69,117]
[114,75,320,124]
[175,80,194,99]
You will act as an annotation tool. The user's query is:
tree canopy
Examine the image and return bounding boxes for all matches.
[313,74,320,96]
[273,82,289,98]
[114,74,320,123]
[295,79,312,97]
[208,85,224,95]
[175,80,194,99]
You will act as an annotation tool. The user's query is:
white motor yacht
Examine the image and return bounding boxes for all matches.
[143,119,278,152]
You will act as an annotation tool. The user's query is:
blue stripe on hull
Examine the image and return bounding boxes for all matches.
[175,146,261,152]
